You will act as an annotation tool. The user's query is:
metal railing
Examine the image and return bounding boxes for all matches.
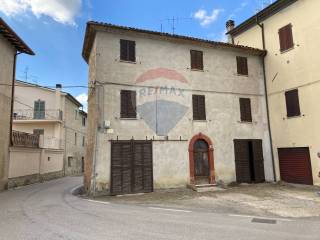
[13,109,63,121]
[12,131,39,148]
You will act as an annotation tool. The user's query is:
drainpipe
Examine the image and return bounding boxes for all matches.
[256,17,277,182]
[9,52,22,146]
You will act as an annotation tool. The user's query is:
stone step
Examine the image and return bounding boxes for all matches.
[187,183,225,192]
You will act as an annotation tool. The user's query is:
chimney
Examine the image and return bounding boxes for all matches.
[55,83,62,112]
[226,20,235,44]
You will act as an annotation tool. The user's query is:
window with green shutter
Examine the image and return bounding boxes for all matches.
[34,100,45,119]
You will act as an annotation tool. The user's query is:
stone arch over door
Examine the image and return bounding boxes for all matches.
[188,133,215,184]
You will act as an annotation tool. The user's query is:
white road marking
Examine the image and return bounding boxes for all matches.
[86,199,110,205]
[229,214,293,222]
[148,207,192,213]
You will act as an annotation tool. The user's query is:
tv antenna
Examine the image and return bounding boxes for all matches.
[19,66,38,84]
[160,17,192,34]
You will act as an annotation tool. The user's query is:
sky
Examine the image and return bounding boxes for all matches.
[0,0,274,110]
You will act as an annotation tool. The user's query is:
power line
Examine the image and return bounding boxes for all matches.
[0,83,91,89]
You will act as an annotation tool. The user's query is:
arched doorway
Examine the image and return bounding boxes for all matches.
[188,133,215,185]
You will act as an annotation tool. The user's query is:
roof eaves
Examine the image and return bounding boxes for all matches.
[227,0,298,37]
[82,21,266,63]
[0,18,35,55]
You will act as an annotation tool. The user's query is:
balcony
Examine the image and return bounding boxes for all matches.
[13,109,63,121]
[12,131,39,148]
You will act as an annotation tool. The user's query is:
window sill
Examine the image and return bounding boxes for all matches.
[119,117,138,120]
[193,119,207,122]
[237,73,249,77]
[119,60,137,64]
[286,114,302,119]
[280,46,294,54]
[238,120,254,124]
[191,68,204,72]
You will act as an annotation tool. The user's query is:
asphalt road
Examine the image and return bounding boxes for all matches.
[0,177,319,240]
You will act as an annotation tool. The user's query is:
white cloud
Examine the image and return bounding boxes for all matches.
[76,93,88,112]
[193,8,223,27]
[0,0,82,25]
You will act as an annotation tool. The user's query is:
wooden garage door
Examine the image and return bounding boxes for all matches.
[111,140,153,195]
[234,139,265,183]
[278,148,313,185]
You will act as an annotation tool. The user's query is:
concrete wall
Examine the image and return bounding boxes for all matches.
[0,35,15,190]
[8,147,64,188]
[87,29,273,194]
[233,0,320,185]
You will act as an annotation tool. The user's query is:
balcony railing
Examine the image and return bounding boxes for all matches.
[12,131,39,148]
[13,109,63,121]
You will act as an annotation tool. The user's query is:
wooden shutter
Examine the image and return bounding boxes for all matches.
[190,50,203,70]
[237,56,248,75]
[234,140,252,183]
[34,100,45,119]
[239,98,252,122]
[285,89,300,117]
[121,90,136,118]
[120,39,136,62]
[252,140,265,183]
[279,24,293,52]
[192,95,206,120]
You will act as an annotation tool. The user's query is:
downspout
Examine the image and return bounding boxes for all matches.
[256,17,277,182]
[9,52,22,146]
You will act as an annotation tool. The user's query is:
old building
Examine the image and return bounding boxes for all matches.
[82,22,275,195]
[13,80,87,176]
[227,0,320,185]
[0,18,34,190]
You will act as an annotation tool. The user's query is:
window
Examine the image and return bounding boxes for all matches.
[82,116,86,126]
[34,100,45,119]
[82,136,85,147]
[120,90,136,118]
[239,98,252,122]
[285,89,300,117]
[236,56,248,75]
[190,50,203,70]
[279,24,294,52]
[75,133,77,145]
[33,129,44,136]
[192,95,206,120]
[68,157,73,167]
[120,39,136,62]
[75,109,78,120]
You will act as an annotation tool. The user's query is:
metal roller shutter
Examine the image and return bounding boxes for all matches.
[278,148,313,185]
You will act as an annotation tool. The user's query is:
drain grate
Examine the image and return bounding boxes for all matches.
[251,218,277,224]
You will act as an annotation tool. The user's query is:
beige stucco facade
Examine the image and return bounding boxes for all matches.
[13,81,87,176]
[231,0,320,185]
[0,35,15,190]
[84,27,274,194]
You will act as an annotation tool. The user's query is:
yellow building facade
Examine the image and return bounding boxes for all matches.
[228,0,320,185]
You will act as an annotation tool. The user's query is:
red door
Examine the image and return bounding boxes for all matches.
[278,148,313,185]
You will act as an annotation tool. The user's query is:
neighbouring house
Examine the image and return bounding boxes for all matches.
[12,80,87,177]
[0,18,34,190]
[227,0,320,186]
[9,130,64,188]
[82,21,275,196]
